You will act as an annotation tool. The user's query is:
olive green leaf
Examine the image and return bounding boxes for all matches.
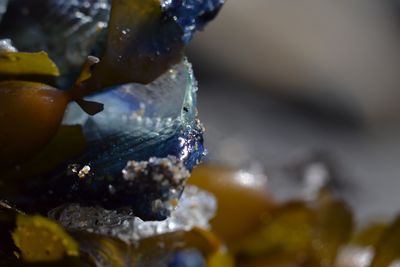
[0,52,59,80]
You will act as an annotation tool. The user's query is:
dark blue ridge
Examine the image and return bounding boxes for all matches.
[3,125,204,221]
[162,0,225,43]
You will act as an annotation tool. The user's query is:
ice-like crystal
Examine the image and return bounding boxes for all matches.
[0,38,16,52]
[161,0,225,43]
[40,156,192,221]
[49,186,217,243]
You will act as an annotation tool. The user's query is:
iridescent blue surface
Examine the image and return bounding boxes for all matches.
[5,60,205,220]
[0,0,224,221]
[0,0,111,88]
[162,0,225,43]
[64,59,204,173]
[0,0,224,87]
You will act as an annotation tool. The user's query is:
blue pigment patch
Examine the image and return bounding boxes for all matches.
[162,0,225,43]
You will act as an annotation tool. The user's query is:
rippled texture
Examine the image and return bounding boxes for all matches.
[0,60,205,220]
[64,59,204,173]
[0,0,225,88]
[161,0,225,43]
[0,0,111,88]
[49,186,216,243]
[0,1,226,265]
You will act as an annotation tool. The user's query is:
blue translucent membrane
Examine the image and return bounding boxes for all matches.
[63,59,204,173]
[0,0,111,88]
[0,0,213,220]
[0,0,225,87]
[1,60,205,221]
[22,59,206,220]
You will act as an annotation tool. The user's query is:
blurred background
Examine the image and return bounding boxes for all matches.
[187,0,400,224]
